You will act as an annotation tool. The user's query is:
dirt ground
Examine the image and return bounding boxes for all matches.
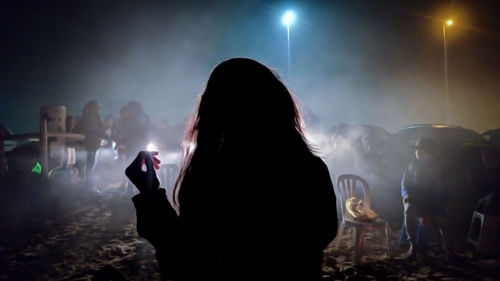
[0,182,499,281]
[323,229,500,281]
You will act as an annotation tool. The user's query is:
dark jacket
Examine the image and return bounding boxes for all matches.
[74,115,104,152]
[133,152,337,281]
[116,113,151,157]
[401,158,446,209]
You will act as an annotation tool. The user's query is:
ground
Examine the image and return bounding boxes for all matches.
[323,229,500,281]
[0,181,499,281]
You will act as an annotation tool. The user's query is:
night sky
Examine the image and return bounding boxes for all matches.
[1,0,500,134]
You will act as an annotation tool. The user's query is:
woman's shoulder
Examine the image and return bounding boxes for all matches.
[296,153,329,173]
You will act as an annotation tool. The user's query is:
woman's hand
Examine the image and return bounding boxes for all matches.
[125,151,161,194]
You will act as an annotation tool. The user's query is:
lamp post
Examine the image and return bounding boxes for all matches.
[443,19,453,124]
[282,10,296,79]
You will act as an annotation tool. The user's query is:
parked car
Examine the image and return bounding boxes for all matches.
[396,124,488,152]
[395,124,490,177]
[328,123,406,164]
[482,128,500,149]
[5,142,45,183]
[326,123,408,224]
[395,124,496,233]
[0,122,16,152]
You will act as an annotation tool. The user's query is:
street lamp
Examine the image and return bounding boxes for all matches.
[443,18,453,123]
[282,10,296,78]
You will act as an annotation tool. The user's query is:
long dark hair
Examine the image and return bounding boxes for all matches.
[173,58,312,209]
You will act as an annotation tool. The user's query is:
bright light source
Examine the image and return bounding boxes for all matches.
[147,143,157,151]
[282,10,296,26]
[446,19,454,26]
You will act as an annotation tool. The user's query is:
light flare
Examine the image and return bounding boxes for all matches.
[147,143,157,152]
[282,10,296,26]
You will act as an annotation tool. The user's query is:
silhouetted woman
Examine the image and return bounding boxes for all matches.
[127,58,337,281]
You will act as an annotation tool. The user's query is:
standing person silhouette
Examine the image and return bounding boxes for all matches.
[126,58,337,281]
[74,100,104,183]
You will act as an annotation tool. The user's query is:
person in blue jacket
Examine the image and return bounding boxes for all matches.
[401,137,452,258]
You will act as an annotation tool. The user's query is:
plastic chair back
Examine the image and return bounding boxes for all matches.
[337,174,371,221]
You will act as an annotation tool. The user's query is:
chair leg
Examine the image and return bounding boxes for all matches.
[354,227,364,264]
[335,222,345,250]
[385,223,393,258]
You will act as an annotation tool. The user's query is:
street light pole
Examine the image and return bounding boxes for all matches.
[443,19,453,124]
[282,10,295,80]
[286,22,291,78]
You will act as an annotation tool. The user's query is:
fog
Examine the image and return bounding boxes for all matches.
[2,3,500,278]
[2,0,500,135]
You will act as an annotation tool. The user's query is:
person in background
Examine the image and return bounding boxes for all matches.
[64,115,78,173]
[401,137,454,259]
[103,114,116,148]
[115,105,128,155]
[66,115,77,134]
[116,101,151,195]
[74,100,104,183]
[157,118,170,152]
[476,150,500,217]
[126,58,338,280]
[117,101,151,162]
